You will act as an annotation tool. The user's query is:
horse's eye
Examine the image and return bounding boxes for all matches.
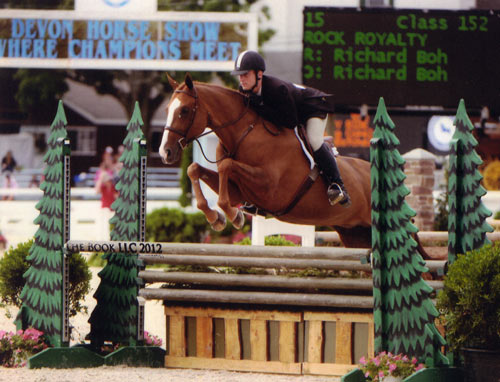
[180,106,190,116]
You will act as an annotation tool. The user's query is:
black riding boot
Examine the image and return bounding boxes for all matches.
[313,143,351,207]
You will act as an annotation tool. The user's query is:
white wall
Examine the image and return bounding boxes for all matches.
[0,133,35,169]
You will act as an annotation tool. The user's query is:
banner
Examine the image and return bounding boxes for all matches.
[0,9,257,71]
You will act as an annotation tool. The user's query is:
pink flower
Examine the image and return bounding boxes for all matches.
[378,371,385,378]
[373,357,380,366]
[411,357,418,364]
[416,363,425,371]
[359,356,367,365]
[365,372,370,378]
[389,363,397,372]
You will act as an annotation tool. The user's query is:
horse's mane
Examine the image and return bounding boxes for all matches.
[193,81,245,100]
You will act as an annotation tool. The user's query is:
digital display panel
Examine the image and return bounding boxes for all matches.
[303,8,500,113]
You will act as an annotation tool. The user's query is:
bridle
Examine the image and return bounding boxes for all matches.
[164,88,200,150]
[164,87,252,163]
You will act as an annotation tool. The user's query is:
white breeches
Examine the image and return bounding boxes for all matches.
[306,117,327,152]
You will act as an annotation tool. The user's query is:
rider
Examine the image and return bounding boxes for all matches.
[231,50,351,207]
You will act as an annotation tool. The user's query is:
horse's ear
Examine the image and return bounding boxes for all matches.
[185,73,194,90]
[167,73,179,90]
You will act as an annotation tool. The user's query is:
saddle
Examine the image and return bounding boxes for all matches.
[241,125,336,217]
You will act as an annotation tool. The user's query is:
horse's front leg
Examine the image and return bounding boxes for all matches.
[216,158,268,230]
[187,162,243,231]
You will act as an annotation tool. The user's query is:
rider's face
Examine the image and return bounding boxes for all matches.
[239,70,261,93]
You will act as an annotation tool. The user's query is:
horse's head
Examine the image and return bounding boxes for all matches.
[159,73,205,164]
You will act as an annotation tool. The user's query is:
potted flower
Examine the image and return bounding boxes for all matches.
[0,328,48,367]
[359,352,425,382]
[436,242,500,382]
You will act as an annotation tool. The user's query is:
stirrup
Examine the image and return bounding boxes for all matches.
[240,202,258,215]
[327,183,351,207]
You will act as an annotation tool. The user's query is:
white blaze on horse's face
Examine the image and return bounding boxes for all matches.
[159,97,182,164]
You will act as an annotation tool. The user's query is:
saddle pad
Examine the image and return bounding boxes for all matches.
[293,127,338,170]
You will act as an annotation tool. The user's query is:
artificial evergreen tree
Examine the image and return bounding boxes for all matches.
[371,98,447,366]
[448,99,493,263]
[15,101,69,347]
[88,102,146,346]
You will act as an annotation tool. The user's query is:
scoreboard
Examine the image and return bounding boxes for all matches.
[302,8,500,113]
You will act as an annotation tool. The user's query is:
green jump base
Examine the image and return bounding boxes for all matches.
[28,347,104,369]
[104,346,166,367]
[341,367,465,382]
[28,346,165,369]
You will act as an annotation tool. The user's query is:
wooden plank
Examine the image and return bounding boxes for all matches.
[139,270,373,291]
[142,288,373,308]
[279,321,296,363]
[196,316,213,358]
[335,321,353,364]
[225,318,241,360]
[165,355,302,374]
[169,315,186,357]
[307,320,323,363]
[139,253,371,271]
[304,311,373,323]
[316,231,500,245]
[250,319,267,361]
[303,362,357,376]
[367,322,375,358]
[166,306,301,322]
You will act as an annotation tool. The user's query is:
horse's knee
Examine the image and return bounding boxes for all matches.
[187,162,200,180]
[217,158,233,174]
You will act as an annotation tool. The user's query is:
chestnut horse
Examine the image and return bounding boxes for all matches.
[158,74,375,248]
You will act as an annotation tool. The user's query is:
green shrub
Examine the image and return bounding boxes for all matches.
[0,239,91,317]
[437,243,500,351]
[146,207,210,243]
[433,191,448,231]
[236,235,297,246]
[87,253,106,267]
[494,210,500,220]
[0,241,30,306]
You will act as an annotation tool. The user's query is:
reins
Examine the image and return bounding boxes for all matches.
[165,86,259,164]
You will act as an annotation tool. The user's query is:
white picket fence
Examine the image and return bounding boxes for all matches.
[0,188,180,251]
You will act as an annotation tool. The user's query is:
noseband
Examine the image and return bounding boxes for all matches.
[164,88,199,149]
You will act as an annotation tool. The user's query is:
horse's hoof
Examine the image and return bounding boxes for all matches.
[232,210,245,230]
[210,211,227,231]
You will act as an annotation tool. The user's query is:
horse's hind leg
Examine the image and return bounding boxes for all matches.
[187,162,243,231]
[333,225,372,248]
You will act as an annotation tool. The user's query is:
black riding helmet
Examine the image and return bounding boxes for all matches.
[231,50,266,75]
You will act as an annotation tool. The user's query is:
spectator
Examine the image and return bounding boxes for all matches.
[94,146,114,184]
[95,170,118,210]
[113,144,125,182]
[0,230,6,250]
[94,166,118,240]
[2,171,18,201]
[1,150,17,173]
[29,174,41,188]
